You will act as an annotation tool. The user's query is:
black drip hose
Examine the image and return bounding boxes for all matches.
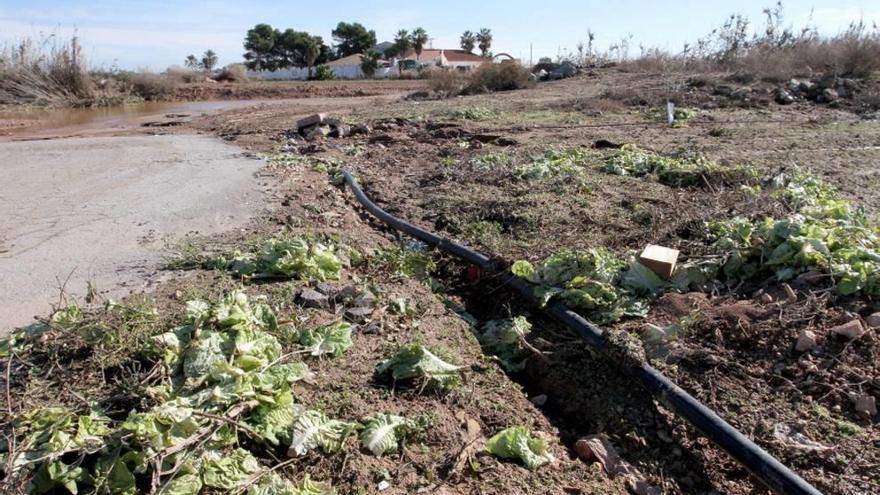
[342,171,823,495]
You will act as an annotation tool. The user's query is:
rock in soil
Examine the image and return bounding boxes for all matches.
[774,88,795,105]
[865,312,880,328]
[854,394,877,418]
[530,394,548,406]
[794,330,817,352]
[305,125,331,141]
[574,435,660,495]
[296,113,325,130]
[830,319,865,340]
[344,306,373,324]
[298,288,330,309]
[351,291,376,308]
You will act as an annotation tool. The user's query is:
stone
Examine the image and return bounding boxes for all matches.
[298,288,329,309]
[351,291,376,308]
[296,113,326,130]
[305,125,331,141]
[344,306,373,324]
[830,319,865,340]
[637,244,679,280]
[794,330,817,352]
[820,88,839,103]
[760,293,774,304]
[350,123,371,135]
[329,124,351,138]
[864,312,880,328]
[854,394,877,417]
[530,394,548,406]
[315,282,339,298]
[774,88,795,105]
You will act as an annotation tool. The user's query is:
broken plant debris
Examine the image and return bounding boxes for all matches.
[477,316,534,372]
[375,344,461,391]
[484,426,554,471]
[213,237,344,281]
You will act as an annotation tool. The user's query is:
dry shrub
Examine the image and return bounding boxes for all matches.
[427,68,467,97]
[464,62,532,94]
[0,36,94,106]
[130,72,178,101]
[214,64,248,82]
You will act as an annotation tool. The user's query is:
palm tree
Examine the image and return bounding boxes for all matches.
[393,29,411,57]
[304,38,320,79]
[460,30,476,53]
[476,28,493,58]
[411,27,428,60]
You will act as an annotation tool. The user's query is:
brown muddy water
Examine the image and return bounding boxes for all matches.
[0,99,277,140]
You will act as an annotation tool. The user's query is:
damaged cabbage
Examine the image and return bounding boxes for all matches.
[511,249,653,324]
[478,316,533,372]
[294,322,354,357]
[601,144,756,188]
[215,237,342,281]
[485,426,554,471]
[706,170,880,296]
[376,344,461,391]
[288,410,356,456]
[359,414,417,456]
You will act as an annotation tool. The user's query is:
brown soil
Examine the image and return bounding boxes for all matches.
[4,68,879,494]
[189,68,880,494]
[173,79,428,102]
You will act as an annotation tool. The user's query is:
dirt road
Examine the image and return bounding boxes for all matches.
[0,134,265,332]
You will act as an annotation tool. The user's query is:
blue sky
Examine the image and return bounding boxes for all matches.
[1,0,879,70]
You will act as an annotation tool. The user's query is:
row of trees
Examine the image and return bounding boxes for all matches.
[243,24,332,76]
[243,22,496,73]
[460,29,493,57]
[384,28,429,59]
[184,50,218,71]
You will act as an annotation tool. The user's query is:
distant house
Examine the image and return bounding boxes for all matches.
[247,53,395,80]
[398,49,486,71]
[326,53,394,79]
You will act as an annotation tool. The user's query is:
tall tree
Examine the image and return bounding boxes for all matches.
[460,30,476,53]
[243,23,276,70]
[303,37,321,79]
[392,29,411,58]
[360,49,381,78]
[200,49,218,71]
[411,27,428,60]
[184,54,199,70]
[331,22,377,58]
[274,29,302,68]
[476,28,493,57]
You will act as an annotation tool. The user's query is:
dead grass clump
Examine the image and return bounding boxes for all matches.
[0,36,94,106]
[130,72,179,101]
[464,62,533,94]
[427,68,467,97]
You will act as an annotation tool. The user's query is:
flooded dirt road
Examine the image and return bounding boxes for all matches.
[0,99,275,140]
[0,134,266,332]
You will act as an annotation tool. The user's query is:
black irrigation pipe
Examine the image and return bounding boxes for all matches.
[342,170,824,495]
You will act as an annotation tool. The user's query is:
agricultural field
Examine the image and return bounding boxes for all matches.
[3,67,880,495]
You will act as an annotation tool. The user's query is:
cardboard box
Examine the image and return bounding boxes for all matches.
[638,244,679,279]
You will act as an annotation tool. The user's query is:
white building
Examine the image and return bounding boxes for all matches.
[398,49,487,71]
[247,53,395,80]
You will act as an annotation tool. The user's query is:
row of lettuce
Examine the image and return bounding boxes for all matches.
[2,240,553,494]
[506,152,878,324]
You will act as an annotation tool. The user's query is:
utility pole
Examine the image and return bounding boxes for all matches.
[530,42,533,67]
